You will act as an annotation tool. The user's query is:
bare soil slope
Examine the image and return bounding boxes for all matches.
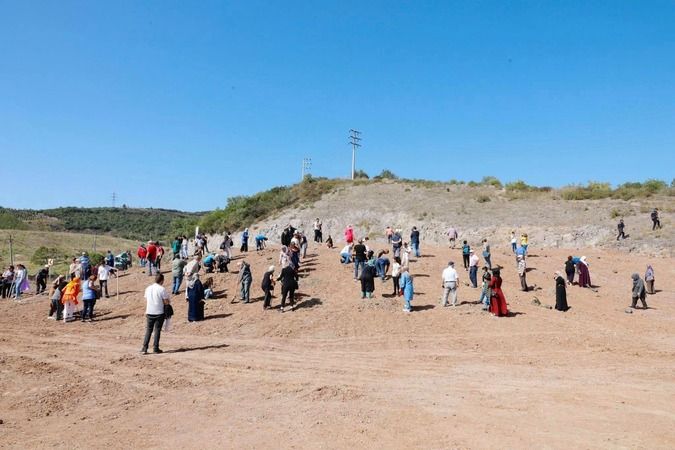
[1,241,674,449]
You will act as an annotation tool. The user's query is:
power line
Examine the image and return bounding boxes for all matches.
[111,192,117,208]
[349,129,362,180]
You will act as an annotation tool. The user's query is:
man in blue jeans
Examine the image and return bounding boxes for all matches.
[352,239,367,280]
[410,226,421,258]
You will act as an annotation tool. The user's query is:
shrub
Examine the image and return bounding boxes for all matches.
[354,169,369,179]
[374,169,398,180]
[480,176,502,189]
[476,195,491,203]
[505,180,533,191]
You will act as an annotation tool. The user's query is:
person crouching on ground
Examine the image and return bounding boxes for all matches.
[375,249,390,281]
[141,274,169,354]
[238,260,253,303]
[399,266,414,313]
[340,244,352,264]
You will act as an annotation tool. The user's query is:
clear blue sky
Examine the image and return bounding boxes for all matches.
[1,1,674,211]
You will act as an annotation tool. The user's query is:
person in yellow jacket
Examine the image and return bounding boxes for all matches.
[520,233,529,256]
[61,274,81,323]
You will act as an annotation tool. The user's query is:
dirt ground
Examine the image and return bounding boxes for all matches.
[1,242,674,449]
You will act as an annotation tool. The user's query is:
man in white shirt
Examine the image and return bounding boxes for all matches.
[441,261,460,307]
[97,264,115,298]
[141,274,169,354]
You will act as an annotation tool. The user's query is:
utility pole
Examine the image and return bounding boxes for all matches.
[349,129,362,180]
[301,157,312,180]
[8,234,14,266]
[112,192,116,208]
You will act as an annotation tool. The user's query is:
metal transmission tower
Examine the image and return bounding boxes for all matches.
[301,157,312,180]
[349,129,362,180]
[112,192,117,208]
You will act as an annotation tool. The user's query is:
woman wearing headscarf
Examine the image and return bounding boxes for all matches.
[631,273,648,309]
[488,268,508,317]
[261,266,275,310]
[554,272,569,311]
[279,246,292,269]
[644,265,655,294]
[577,256,592,288]
[360,251,377,299]
[344,225,354,244]
[399,266,414,312]
[186,273,205,321]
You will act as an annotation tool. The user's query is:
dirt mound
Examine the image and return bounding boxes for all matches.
[0,242,673,448]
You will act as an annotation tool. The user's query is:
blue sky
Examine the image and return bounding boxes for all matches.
[1,0,674,211]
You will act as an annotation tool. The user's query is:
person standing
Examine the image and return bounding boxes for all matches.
[146,241,158,276]
[564,256,576,285]
[488,268,509,317]
[300,233,308,259]
[447,227,458,249]
[410,226,421,258]
[385,226,393,244]
[261,266,275,310]
[81,275,98,322]
[49,277,67,321]
[240,228,250,252]
[651,208,661,230]
[187,274,205,321]
[577,256,592,288]
[441,261,459,307]
[617,219,626,240]
[517,254,528,292]
[97,263,113,298]
[80,252,91,280]
[171,256,187,295]
[645,265,655,294]
[140,274,169,354]
[12,264,27,300]
[482,239,492,270]
[314,218,323,243]
[360,253,377,299]
[469,251,479,288]
[344,225,354,244]
[461,241,471,270]
[238,260,253,303]
[520,233,529,256]
[510,231,517,253]
[352,239,367,280]
[391,229,402,258]
[391,257,402,296]
[180,235,189,259]
[630,273,648,309]
[554,272,569,311]
[399,266,414,313]
[171,237,181,259]
[478,267,492,311]
[277,264,298,313]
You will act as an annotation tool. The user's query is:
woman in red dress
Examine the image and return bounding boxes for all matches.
[488,268,509,317]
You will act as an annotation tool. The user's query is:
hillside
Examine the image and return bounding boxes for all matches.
[0,207,200,241]
[237,179,675,257]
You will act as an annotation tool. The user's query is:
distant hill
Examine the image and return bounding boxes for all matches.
[0,207,201,241]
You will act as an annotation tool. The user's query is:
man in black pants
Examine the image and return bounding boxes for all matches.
[277,264,297,313]
[617,219,626,240]
[651,208,661,230]
[141,274,169,355]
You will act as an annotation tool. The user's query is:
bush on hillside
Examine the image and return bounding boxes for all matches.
[374,169,398,180]
[480,176,503,189]
[0,210,28,230]
[354,169,370,179]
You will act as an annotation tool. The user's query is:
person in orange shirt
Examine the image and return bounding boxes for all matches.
[61,274,81,323]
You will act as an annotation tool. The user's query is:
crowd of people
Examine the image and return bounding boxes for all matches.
[0,210,664,354]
